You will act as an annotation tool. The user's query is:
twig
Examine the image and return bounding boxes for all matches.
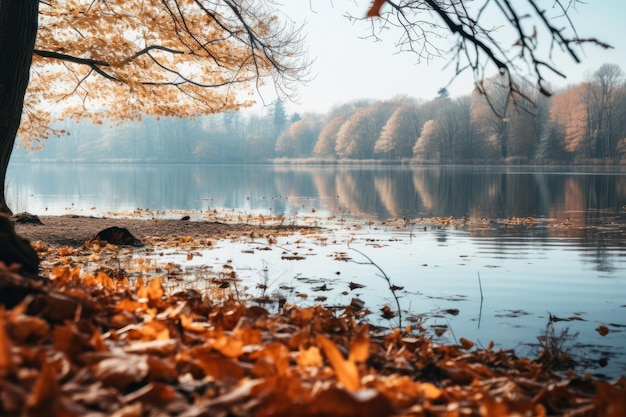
[477,271,484,329]
[350,248,403,329]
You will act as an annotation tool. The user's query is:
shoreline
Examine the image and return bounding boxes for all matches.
[14,214,318,247]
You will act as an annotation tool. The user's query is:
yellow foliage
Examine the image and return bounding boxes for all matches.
[19,0,306,148]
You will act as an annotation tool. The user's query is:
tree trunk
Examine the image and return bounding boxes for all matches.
[0,1,39,214]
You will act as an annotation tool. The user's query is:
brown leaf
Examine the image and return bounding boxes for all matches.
[366,0,387,17]
[123,382,183,409]
[349,325,370,363]
[459,337,475,350]
[184,348,245,381]
[251,342,290,377]
[0,306,16,377]
[9,314,49,342]
[93,355,149,389]
[27,356,60,414]
[596,325,609,336]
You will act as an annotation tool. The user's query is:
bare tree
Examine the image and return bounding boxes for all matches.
[588,64,625,159]
[363,0,611,113]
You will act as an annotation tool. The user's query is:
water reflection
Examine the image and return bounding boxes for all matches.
[9,163,625,219]
[9,163,625,272]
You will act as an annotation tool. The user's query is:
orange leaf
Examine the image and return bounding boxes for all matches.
[297,345,323,367]
[366,0,386,17]
[349,326,370,363]
[0,307,15,377]
[212,334,244,358]
[459,337,475,350]
[147,277,164,301]
[419,382,442,400]
[251,342,290,377]
[317,334,360,391]
[27,356,60,411]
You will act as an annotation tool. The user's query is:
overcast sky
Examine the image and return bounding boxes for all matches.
[264,1,626,115]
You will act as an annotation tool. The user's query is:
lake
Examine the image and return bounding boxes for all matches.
[7,163,626,379]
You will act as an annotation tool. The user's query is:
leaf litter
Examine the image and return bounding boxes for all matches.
[4,215,626,416]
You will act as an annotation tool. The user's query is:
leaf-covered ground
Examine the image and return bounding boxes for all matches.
[3,214,626,416]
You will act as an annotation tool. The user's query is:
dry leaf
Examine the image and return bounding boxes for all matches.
[0,307,15,377]
[349,326,370,363]
[297,345,323,367]
[317,334,360,391]
[459,337,475,350]
[27,356,60,413]
[366,0,386,17]
[93,355,149,389]
[596,325,609,336]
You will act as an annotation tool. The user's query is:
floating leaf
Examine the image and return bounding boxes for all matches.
[596,325,609,336]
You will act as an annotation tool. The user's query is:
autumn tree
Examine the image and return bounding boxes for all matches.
[275,115,320,158]
[374,99,422,160]
[0,0,306,213]
[313,116,345,158]
[412,119,440,162]
[335,101,398,159]
[550,84,590,159]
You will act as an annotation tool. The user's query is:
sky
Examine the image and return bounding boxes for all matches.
[259,1,626,115]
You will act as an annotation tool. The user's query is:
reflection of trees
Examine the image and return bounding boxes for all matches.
[310,169,341,214]
[335,171,368,217]
[412,169,435,212]
[374,176,402,218]
[12,165,626,276]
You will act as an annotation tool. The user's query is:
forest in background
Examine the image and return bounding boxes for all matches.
[13,63,626,165]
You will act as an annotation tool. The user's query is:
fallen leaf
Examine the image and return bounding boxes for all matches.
[93,355,149,389]
[459,337,475,350]
[596,325,609,336]
[0,306,15,376]
[27,355,60,413]
[349,326,371,363]
[317,334,360,391]
[297,345,323,367]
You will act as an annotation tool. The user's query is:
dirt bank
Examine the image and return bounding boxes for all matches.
[14,214,315,247]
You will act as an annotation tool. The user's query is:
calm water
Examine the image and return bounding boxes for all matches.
[7,163,626,378]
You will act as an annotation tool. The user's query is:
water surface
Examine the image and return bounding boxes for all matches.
[7,163,626,378]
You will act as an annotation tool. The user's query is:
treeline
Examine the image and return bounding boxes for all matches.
[14,63,626,165]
